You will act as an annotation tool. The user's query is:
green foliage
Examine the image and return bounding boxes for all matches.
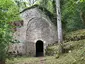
[64,29,85,41]
[64,40,85,64]
[46,45,59,56]
[14,0,56,14]
[80,0,85,2]
[61,0,85,32]
[39,0,55,14]
[0,0,20,62]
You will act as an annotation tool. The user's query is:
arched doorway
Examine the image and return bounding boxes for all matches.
[36,40,44,57]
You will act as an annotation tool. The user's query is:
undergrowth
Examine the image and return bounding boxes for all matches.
[64,29,85,41]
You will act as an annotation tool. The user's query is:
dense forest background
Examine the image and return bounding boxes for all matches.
[0,0,85,64]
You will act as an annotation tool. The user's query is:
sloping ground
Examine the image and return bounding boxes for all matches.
[6,39,85,64]
[64,29,85,41]
[6,29,85,64]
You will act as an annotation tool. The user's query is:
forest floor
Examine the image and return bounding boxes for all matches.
[6,29,85,64]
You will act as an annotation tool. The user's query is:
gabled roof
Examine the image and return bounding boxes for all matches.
[20,4,56,26]
[20,4,54,19]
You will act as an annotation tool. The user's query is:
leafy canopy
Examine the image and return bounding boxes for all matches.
[0,0,20,61]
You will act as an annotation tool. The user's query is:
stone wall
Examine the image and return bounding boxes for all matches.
[9,7,57,56]
[20,7,57,56]
[8,43,25,55]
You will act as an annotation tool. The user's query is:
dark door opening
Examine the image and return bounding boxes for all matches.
[36,40,44,57]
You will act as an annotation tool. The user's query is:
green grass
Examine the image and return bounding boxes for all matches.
[6,39,85,64]
[64,29,85,41]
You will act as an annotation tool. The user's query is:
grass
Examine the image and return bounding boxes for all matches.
[6,56,76,64]
[64,29,85,41]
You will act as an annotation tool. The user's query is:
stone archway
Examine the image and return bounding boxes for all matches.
[36,40,44,57]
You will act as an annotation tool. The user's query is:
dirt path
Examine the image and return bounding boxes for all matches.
[7,56,48,64]
[39,57,46,64]
[23,57,46,64]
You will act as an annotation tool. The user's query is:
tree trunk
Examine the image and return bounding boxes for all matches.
[80,11,85,25]
[55,0,63,54]
[0,60,5,64]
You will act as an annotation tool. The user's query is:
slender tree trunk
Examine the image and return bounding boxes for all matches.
[0,60,5,64]
[55,0,63,54]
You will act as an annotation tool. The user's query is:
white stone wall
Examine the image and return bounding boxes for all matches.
[20,7,57,56]
[8,43,25,55]
[9,7,57,56]
[13,26,26,43]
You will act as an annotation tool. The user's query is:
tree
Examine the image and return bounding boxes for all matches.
[55,0,63,54]
[61,0,85,32]
[0,0,19,64]
[55,0,63,43]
